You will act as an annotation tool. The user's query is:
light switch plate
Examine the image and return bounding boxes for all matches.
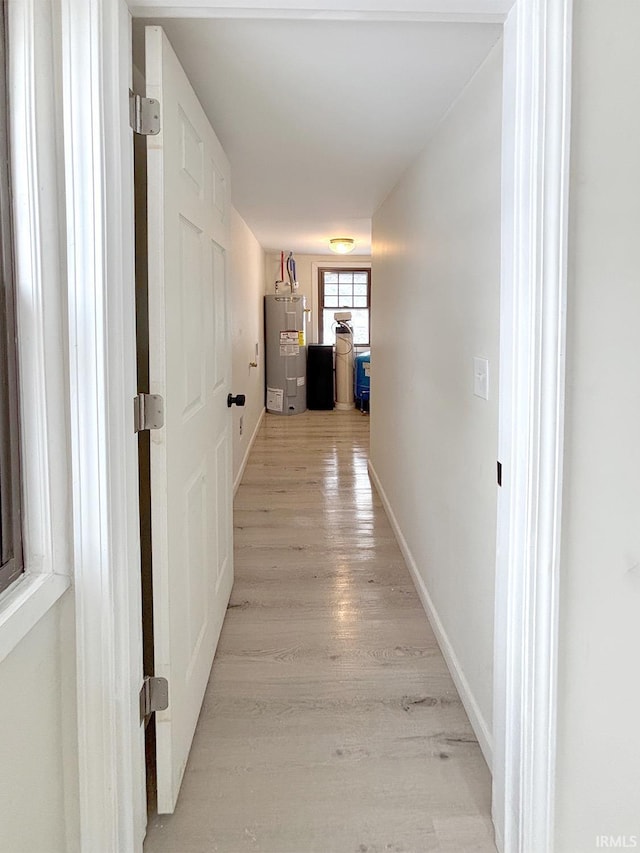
[473,357,489,400]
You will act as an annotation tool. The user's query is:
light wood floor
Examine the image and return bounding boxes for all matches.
[145,410,496,853]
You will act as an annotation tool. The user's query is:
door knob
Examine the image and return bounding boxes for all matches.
[227,393,246,408]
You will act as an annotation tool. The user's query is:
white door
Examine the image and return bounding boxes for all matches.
[146,25,234,814]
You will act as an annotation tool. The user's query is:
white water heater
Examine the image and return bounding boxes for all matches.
[264,295,307,415]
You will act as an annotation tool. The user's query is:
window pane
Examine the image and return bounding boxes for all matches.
[354,283,368,297]
[353,273,368,284]
[338,285,353,300]
[338,273,353,284]
[324,296,338,308]
[322,309,337,345]
[323,272,338,284]
[324,283,338,297]
[353,296,367,308]
[323,309,369,345]
[351,309,369,345]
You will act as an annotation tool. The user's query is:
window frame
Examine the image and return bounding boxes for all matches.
[0,3,23,596]
[0,0,71,663]
[318,266,371,347]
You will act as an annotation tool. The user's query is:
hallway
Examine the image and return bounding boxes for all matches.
[144,410,496,853]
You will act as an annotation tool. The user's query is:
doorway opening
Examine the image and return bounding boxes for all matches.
[91,4,570,845]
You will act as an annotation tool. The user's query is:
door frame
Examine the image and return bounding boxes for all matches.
[62,1,571,851]
[493,3,572,852]
[60,1,145,850]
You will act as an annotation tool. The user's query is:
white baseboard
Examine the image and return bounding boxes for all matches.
[367,459,493,770]
[233,408,265,496]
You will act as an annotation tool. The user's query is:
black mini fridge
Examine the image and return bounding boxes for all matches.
[306,345,334,410]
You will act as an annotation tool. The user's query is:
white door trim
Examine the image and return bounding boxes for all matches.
[493,2,572,852]
[69,2,571,850]
[60,1,145,850]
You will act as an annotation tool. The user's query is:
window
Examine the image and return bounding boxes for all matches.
[318,268,371,346]
[0,0,70,663]
[0,6,22,596]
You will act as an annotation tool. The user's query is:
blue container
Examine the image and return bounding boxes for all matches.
[355,351,371,408]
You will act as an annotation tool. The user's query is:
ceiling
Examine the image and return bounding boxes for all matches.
[137,18,501,254]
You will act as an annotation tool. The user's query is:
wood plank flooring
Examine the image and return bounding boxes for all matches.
[144,410,496,853]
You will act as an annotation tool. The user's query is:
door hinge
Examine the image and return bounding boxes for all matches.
[140,676,169,722]
[129,90,161,136]
[134,393,164,433]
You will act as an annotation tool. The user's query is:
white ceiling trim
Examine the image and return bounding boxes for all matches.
[129,1,513,23]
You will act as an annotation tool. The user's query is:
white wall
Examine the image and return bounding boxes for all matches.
[230,208,266,489]
[555,3,640,850]
[369,40,502,762]
[0,594,79,853]
[265,251,371,345]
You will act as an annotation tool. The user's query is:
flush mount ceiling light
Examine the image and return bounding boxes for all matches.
[329,237,355,255]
